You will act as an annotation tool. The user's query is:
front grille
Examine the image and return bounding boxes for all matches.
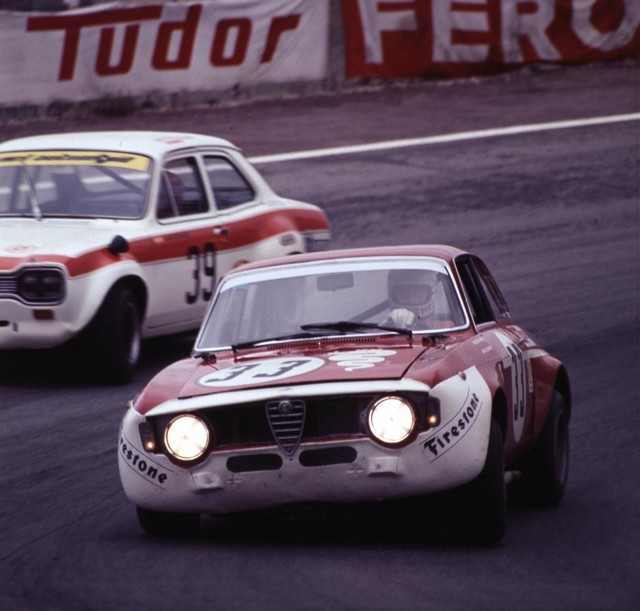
[0,276,18,295]
[0,268,65,305]
[199,394,374,451]
[151,391,434,465]
[266,399,305,455]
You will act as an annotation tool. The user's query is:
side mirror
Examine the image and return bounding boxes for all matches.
[108,235,129,255]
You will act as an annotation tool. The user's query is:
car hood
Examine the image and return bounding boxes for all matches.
[134,339,455,415]
[0,218,139,269]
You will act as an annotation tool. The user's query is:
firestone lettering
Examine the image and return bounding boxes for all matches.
[423,393,481,459]
[120,436,168,485]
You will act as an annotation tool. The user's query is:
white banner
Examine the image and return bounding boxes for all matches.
[0,0,329,106]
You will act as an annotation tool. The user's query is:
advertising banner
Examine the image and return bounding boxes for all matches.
[341,0,640,78]
[0,0,330,106]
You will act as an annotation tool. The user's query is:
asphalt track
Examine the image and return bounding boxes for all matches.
[0,60,638,610]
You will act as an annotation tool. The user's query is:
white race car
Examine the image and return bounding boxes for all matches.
[0,132,330,381]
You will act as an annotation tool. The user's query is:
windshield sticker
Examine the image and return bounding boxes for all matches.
[199,357,325,387]
[328,349,397,372]
[0,151,150,171]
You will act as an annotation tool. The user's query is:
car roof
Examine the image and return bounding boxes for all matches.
[0,131,238,159]
[231,244,469,274]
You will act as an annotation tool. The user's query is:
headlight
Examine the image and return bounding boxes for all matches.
[164,414,210,462]
[367,396,416,445]
[17,268,65,304]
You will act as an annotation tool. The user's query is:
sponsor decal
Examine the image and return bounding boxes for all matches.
[423,391,482,460]
[120,434,170,487]
[496,332,530,443]
[5,245,37,253]
[2,2,328,108]
[342,0,640,79]
[199,357,324,387]
[0,151,150,171]
[328,349,397,371]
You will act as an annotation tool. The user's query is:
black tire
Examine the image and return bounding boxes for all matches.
[136,506,200,537]
[520,390,570,507]
[465,419,507,544]
[84,286,142,384]
[440,419,506,545]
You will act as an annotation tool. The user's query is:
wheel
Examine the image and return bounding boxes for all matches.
[84,286,142,384]
[136,506,200,537]
[441,419,506,545]
[463,419,507,544]
[520,390,570,506]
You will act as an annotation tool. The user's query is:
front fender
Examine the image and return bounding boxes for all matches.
[62,258,146,333]
[421,366,494,486]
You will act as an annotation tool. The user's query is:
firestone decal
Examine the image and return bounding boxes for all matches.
[423,391,483,461]
[328,349,397,371]
[119,434,170,487]
[199,357,324,387]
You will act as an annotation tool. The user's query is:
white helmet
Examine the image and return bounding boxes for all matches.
[387,269,438,319]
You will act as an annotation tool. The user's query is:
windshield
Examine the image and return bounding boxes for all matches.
[196,257,469,351]
[0,150,152,219]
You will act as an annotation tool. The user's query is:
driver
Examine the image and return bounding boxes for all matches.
[386,269,439,329]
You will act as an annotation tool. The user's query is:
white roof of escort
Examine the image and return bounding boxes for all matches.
[0,131,239,159]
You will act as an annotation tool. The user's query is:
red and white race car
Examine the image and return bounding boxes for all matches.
[118,245,570,543]
[0,132,330,381]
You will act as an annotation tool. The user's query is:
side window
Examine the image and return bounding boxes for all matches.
[204,156,255,210]
[160,157,208,218]
[473,257,511,320]
[455,256,495,325]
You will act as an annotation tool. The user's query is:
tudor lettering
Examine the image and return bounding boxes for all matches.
[424,392,482,459]
[27,5,304,82]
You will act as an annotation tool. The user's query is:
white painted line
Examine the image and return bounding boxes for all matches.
[249,113,640,165]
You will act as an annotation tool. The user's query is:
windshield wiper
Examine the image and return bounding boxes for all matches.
[206,322,415,358]
[21,164,43,221]
[301,321,413,339]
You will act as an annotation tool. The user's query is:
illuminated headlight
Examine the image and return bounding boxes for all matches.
[367,396,416,445]
[164,414,210,462]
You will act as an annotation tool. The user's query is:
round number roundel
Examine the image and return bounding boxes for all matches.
[199,357,325,388]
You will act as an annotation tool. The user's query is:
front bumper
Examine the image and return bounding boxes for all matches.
[118,367,493,514]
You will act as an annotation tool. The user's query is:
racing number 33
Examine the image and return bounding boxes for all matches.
[186,242,216,304]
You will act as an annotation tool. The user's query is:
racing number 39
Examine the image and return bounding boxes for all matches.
[186,242,216,304]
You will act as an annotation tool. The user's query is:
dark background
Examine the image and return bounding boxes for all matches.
[0,60,638,609]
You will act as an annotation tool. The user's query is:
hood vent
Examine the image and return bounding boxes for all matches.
[270,336,374,351]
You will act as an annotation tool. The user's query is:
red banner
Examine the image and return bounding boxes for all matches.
[341,0,640,79]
